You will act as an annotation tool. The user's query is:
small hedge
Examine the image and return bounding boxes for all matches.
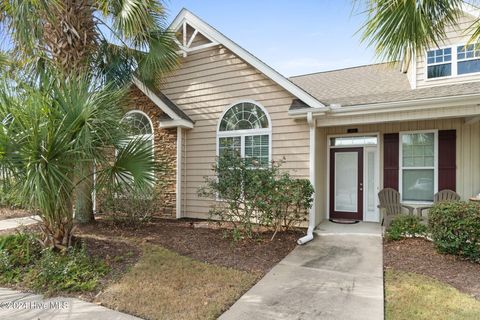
[429,201,480,263]
[385,215,427,241]
[0,233,109,294]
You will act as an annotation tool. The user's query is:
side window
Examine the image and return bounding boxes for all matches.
[457,44,480,75]
[426,48,452,79]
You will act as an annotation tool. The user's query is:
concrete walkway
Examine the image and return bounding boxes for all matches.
[0,215,40,230]
[0,288,141,320]
[220,222,384,320]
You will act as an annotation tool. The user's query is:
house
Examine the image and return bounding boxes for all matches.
[115,6,480,237]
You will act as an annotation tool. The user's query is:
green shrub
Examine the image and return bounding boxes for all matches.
[0,233,41,282]
[198,152,314,240]
[26,244,109,293]
[385,215,427,241]
[0,233,109,293]
[101,188,164,227]
[428,201,480,262]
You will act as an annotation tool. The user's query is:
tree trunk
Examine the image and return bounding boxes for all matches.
[74,162,95,223]
[43,0,97,72]
[43,0,97,223]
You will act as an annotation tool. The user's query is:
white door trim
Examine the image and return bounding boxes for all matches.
[326,132,380,222]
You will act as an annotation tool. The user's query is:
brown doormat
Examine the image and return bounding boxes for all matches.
[329,219,360,224]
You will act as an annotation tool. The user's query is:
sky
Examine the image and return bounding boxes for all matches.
[163,0,379,77]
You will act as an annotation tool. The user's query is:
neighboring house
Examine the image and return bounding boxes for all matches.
[113,7,480,232]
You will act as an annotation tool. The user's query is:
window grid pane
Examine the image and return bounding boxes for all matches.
[244,135,269,166]
[402,133,434,168]
[402,169,434,202]
[219,136,241,156]
[427,64,451,78]
[427,48,452,66]
[219,103,269,131]
[401,132,435,202]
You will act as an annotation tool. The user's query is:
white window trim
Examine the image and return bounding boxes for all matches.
[216,100,272,164]
[122,110,155,155]
[118,110,156,189]
[425,46,453,79]
[424,42,480,81]
[399,130,438,204]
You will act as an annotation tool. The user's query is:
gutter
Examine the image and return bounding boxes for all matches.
[288,92,480,118]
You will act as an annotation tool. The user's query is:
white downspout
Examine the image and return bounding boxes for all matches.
[297,112,316,245]
[176,127,183,219]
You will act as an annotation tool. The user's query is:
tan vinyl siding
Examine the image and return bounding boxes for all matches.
[316,119,480,220]
[416,13,479,87]
[160,46,309,219]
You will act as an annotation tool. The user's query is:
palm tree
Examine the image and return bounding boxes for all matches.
[0,0,179,222]
[357,0,466,66]
[0,70,157,250]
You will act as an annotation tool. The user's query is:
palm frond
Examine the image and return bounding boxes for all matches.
[92,0,180,85]
[96,136,157,194]
[357,0,463,62]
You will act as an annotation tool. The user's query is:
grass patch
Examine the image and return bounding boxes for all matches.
[99,245,258,320]
[0,232,109,295]
[385,269,480,320]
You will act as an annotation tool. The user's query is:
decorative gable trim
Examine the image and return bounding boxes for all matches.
[173,20,219,57]
[169,9,326,109]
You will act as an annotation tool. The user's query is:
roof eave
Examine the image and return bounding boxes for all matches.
[133,77,194,127]
[288,93,480,118]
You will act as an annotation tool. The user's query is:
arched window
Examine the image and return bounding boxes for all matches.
[217,101,271,166]
[119,110,155,187]
[122,110,154,152]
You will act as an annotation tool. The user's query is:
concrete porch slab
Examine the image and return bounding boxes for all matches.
[315,220,383,236]
[220,225,384,320]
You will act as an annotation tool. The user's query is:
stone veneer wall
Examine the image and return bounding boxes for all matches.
[128,86,177,217]
[96,86,178,218]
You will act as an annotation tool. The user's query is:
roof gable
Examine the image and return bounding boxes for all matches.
[169,9,326,109]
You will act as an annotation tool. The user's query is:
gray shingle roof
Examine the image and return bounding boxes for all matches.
[289,63,480,107]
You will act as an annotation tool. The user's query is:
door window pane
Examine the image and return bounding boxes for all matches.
[334,152,358,212]
[402,169,434,201]
[330,136,377,146]
[366,151,376,212]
